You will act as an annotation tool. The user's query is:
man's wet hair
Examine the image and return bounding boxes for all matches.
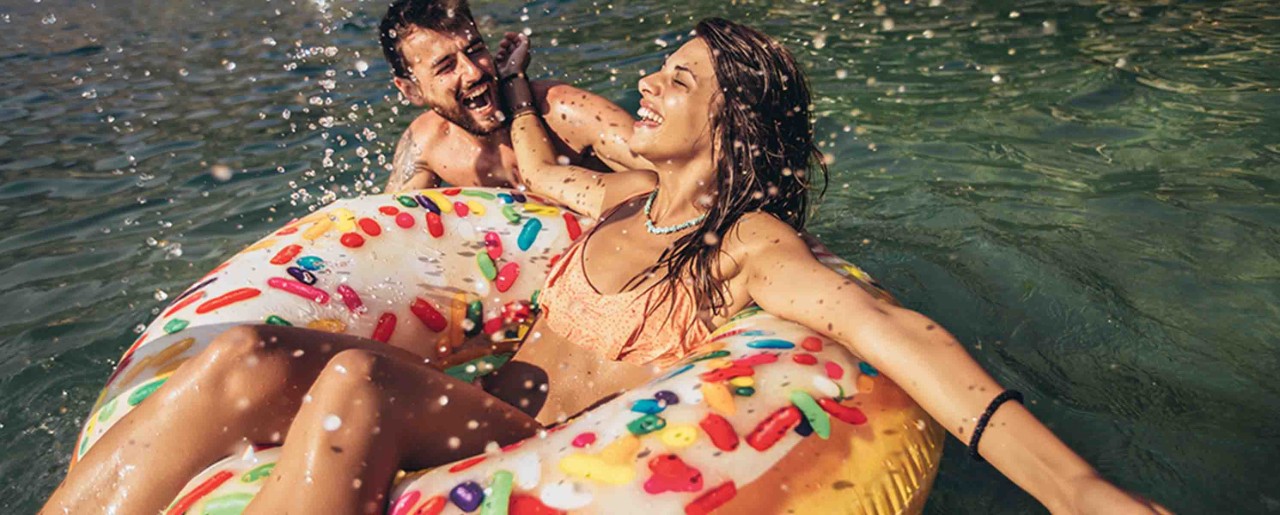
[379,0,476,79]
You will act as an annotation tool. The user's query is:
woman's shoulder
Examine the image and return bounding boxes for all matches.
[724,211,808,257]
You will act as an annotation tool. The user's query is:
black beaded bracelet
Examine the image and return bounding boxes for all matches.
[967,389,1023,462]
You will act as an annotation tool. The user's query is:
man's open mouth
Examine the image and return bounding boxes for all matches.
[461,82,494,112]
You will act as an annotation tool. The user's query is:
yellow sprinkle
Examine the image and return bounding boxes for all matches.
[331,208,357,233]
[701,382,736,416]
[729,376,755,388]
[523,203,560,216]
[240,238,278,253]
[659,424,699,449]
[423,191,453,213]
[306,318,347,333]
[467,200,486,216]
[558,454,635,485]
[703,358,733,370]
[447,293,466,350]
[302,217,333,241]
[598,434,640,463]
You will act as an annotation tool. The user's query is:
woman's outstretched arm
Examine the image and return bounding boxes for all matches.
[732,214,1167,514]
[496,33,654,219]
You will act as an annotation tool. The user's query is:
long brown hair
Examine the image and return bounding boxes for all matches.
[640,18,827,322]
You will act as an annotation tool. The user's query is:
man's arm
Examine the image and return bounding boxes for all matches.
[534,81,654,172]
[385,124,440,193]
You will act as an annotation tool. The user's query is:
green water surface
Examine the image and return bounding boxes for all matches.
[1,0,1277,512]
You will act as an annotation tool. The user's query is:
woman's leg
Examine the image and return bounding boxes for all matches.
[244,348,540,515]
[41,325,428,515]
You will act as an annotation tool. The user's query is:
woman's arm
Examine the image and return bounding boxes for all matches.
[496,33,653,219]
[734,215,1166,514]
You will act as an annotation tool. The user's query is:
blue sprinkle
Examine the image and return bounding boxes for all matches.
[510,192,527,203]
[660,364,693,381]
[746,339,795,350]
[415,194,441,214]
[858,362,879,377]
[496,193,513,204]
[740,330,771,337]
[517,218,542,251]
[630,398,665,414]
[794,415,815,437]
[296,256,325,271]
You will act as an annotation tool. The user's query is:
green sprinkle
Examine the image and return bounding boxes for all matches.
[461,190,496,200]
[241,463,275,483]
[691,350,731,362]
[480,470,514,515]
[477,253,497,281]
[96,398,118,422]
[733,386,756,397]
[790,390,831,439]
[626,414,667,436]
[127,377,168,406]
[265,315,293,326]
[163,318,189,334]
[396,195,418,208]
[501,205,522,223]
[201,493,254,515]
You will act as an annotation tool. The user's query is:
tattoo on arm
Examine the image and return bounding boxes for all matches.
[389,126,433,192]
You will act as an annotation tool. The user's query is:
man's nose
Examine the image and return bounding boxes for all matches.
[458,53,484,85]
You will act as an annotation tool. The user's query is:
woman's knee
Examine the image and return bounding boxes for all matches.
[183,325,294,406]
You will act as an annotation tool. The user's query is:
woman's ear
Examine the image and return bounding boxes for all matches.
[393,76,427,107]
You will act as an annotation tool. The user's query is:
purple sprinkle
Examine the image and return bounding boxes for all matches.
[449,481,485,512]
[654,390,680,406]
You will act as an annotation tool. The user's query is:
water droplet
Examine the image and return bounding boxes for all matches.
[153,289,168,302]
[210,164,233,182]
[323,414,342,431]
[41,13,56,25]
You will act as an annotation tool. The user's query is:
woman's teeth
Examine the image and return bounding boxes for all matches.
[637,106,664,125]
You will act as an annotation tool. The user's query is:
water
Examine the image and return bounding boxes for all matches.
[1,0,1277,512]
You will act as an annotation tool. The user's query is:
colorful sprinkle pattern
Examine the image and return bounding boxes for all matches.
[71,189,944,514]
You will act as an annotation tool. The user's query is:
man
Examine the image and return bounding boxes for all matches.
[379,0,645,192]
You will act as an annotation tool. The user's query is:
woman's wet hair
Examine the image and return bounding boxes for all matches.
[642,17,827,319]
[379,0,476,80]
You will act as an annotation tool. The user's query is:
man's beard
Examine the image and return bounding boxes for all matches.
[434,102,499,136]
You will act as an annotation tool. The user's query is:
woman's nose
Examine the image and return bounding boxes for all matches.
[638,73,660,97]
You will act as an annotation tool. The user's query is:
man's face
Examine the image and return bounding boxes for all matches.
[393,23,501,135]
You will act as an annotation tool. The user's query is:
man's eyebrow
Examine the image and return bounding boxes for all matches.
[432,37,484,68]
[431,52,453,68]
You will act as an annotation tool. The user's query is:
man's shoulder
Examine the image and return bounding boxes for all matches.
[405,110,451,143]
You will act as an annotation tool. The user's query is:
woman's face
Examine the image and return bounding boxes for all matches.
[630,38,719,163]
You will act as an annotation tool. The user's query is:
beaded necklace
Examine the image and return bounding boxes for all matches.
[643,189,707,235]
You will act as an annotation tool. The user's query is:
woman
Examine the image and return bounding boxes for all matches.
[43,18,1161,515]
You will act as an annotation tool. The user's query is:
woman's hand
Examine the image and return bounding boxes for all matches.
[495,32,530,79]
[1068,475,1173,515]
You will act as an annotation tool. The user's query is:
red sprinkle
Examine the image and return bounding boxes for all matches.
[195,288,261,314]
[162,290,205,317]
[792,353,818,365]
[745,406,802,451]
[425,212,444,238]
[685,481,736,515]
[700,365,754,383]
[166,470,233,515]
[510,494,563,515]
[571,432,597,448]
[358,217,382,236]
[818,398,868,425]
[269,244,302,265]
[454,201,469,217]
[409,298,447,332]
[416,495,448,515]
[275,226,299,235]
[442,188,462,196]
[448,455,487,473]
[483,317,505,335]
[709,328,749,342]
[495,262,519,292]
[372,313,396,343]
[800,336,823,352]
[484,231,503,260]
[733,353,778,367]
[389,491,421,515]
[336,284,365,313]
[395,212,415,228]
[699,414,739,451]
[340,232,365,248]
[825,362,845,380]
[563,212,582,240]
[378,206,400,216]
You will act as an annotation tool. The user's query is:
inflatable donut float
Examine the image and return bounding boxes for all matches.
[71,188,945,514]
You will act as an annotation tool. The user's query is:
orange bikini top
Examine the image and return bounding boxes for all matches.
[537,206,711,366]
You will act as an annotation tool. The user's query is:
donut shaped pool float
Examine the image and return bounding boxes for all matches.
[71,188,945,514]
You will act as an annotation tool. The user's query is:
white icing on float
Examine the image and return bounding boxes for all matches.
[70,188,944,514]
